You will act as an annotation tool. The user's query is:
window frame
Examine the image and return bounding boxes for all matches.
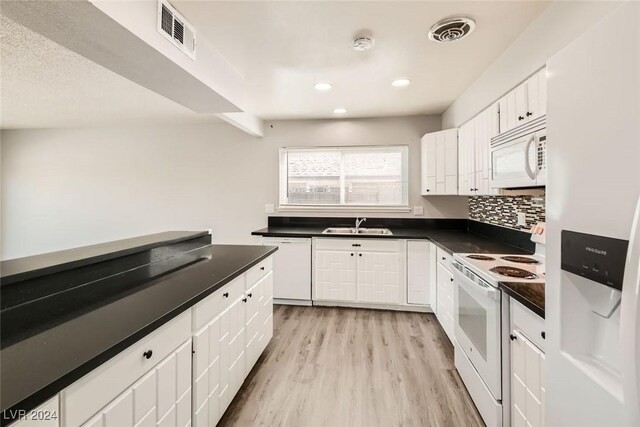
[278,145,410,211]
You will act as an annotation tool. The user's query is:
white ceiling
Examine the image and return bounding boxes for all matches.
[174,0,550,119]
[1,1,550,129]
[0,17,221,129]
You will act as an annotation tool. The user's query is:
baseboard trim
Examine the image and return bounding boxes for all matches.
[274,298,313,306]
[312,300,433,313]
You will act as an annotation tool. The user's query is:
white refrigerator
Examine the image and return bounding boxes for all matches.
[546,2,640,426]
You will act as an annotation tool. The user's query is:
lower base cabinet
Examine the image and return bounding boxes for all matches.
[314,238,403,306]
[81,338,193,427]
[192,261,274,427]
[435,248,455,343]
[47,256,274,427]
[510,299,546,427]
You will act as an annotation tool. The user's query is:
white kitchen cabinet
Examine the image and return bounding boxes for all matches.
[458,103,500,196]
[421,128,458,195]
[510,298,546,427]
[261,237,311,303]
[192,260,274,427]
[511,330,546,427]
[80,339,192,427]
[406,240,436,306]
[434,247,455,343]
[499,68,547,134]
[315,249,357,302]
[356,251,401,305]
[314,239,406,308]
[62,311,192,427]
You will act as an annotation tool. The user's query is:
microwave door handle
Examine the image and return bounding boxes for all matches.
[524,134,537,180]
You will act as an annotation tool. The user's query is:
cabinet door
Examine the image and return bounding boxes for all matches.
[421,134,437,195]
[511,330,545,427]
[193,315,222,427]
[515,82,529,126]
[315,250,357,301]
[436,132,446,186]
[443,129,458,194]
[227,296,246,402]
[406,241,432,305]
[82,340,191,427]
[356,251,401,305]
[526,68,547,122]
[436,263,455,342]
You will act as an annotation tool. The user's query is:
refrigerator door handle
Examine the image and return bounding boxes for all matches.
[621,196,640,424]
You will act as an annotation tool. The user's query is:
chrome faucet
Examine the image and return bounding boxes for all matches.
[355,217,367,233]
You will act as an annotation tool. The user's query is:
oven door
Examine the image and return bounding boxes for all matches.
[490,133,538,189]
[453,267,502,400]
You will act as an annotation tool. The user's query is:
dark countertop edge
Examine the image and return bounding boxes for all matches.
[1,231,210,286]
[1,246,277,422]
[252,228,533,256]
[499,282,545,319]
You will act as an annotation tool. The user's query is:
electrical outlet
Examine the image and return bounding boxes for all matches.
[265,204,275,213]
[517,212,527,226]
[413,206,424,216]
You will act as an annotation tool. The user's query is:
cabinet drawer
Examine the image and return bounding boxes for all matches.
[511,298,546,352]
[62,311,191,427]
[436,247,452,268]
[193,275,244,331]
[245,256,273,289]
[315,238,400,253]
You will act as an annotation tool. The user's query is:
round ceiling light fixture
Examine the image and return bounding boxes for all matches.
[428,17,476,43]
[314,82,333,91]
[352,35,374,51]
[392,78,411,88]
[332,108,347,114]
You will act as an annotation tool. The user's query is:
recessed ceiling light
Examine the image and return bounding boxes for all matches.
[314,82,332,91]
[333,108,347,114]
[392,79,411,87]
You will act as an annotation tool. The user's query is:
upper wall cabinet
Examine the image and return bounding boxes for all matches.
[459,103,501,196]
[421,128,458,195]
[498,68,547,134]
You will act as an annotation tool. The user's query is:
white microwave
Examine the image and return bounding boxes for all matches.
[490,116,546,189]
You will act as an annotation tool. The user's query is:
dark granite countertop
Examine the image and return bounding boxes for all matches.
[500,281,545,318]
[1,244,277,419]
[252,227,533,255]
[1,231,209,286]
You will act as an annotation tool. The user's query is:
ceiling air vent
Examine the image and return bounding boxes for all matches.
[157,0,196,60]
[428,17,476,43]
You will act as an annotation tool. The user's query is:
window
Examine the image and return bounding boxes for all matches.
[279,146,409,208]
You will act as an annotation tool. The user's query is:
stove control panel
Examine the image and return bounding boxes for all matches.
[561,230,629,290]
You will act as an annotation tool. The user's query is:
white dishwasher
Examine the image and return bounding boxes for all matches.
[262,237,312,305]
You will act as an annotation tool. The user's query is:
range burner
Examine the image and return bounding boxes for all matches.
[490,266,538,279]
[500,256,540,265]
[466,254,496,261]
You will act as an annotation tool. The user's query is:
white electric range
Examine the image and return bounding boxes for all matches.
[450,251,545,427]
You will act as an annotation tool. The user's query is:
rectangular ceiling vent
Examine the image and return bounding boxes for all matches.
[157,0,196,60]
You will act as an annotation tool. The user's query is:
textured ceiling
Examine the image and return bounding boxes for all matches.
[0,17,221,129]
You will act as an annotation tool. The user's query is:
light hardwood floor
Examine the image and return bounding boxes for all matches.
[219,305,484,427]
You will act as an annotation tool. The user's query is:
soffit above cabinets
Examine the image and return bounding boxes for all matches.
[173,0,551,120]
[0,17,223,129]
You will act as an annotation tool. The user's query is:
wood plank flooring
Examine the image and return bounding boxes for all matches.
[219,305,484,427]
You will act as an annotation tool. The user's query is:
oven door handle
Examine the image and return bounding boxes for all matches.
[454,268,500,300]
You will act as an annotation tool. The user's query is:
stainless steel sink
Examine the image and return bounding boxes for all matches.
[356,228,393,235]
[322,227,393,235]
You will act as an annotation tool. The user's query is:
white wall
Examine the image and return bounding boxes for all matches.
[1,115,468,259]
[442,1,621,128]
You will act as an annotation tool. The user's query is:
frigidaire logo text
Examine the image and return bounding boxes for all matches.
[586,247,607,256]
